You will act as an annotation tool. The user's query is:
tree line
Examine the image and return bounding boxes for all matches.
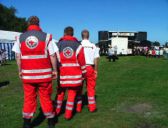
[0,3,27,32]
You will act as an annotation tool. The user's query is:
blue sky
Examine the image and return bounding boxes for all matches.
[0,0,168,44]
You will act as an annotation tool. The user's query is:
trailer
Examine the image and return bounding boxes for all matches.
[111,37,132,55]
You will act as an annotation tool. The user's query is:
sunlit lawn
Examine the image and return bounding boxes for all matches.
[0,56,168,128]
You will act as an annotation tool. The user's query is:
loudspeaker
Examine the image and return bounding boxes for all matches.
[98,31,109,41]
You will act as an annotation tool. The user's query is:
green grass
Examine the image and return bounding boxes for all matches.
[1,56,168,128]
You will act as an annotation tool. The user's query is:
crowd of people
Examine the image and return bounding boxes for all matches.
[12,16,100,128]
[107,46,164,62]
[133,47,164,58]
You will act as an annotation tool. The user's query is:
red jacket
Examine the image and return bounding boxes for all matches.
[57,35,86,87]
[19,25,52,83]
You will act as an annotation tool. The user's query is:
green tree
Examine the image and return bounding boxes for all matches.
[165,42,168,48]
[152,41,160,46]
[0,3,27,32]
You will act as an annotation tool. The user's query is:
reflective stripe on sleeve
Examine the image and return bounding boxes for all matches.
[22,68,52,73]
[22,74,52,79]
[60,80,82,84]
[76,45,82,56]
[60,75,82,79]
[46,34,51,44]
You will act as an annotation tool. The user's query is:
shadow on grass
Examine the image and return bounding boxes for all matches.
[31,92,97,127]
[31,108,45,127]
[0,81,10,88]
[31,108,58,128]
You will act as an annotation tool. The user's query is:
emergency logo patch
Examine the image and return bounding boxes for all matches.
[25,36,39,49]
[63,47,74,58]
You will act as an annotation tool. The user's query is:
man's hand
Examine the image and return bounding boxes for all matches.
[52,70,57,80]
[94,70,98,78]
[19,72,22,79]
[50,54,57,80]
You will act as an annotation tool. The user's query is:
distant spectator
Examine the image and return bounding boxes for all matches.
[114,45,119,60]
[108,45,115,62]
[152,49,156,58]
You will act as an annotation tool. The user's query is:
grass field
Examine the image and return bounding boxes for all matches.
[0,56,168,128]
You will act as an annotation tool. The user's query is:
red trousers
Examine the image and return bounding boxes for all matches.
[56,86,79,119]
[77,66,97,112]
[22,82,54,119]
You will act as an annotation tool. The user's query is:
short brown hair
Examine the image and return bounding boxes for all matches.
[81,29,89,39]
[28,16,40,26]
[64,26,74,36]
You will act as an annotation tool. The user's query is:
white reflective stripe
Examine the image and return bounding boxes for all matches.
[57,105,61,108]
[88,101,96,104]
[67,101,74,105]
[23,112,33,117]
[60,75,82,79]
[44,112,55,118]
[82,70,87,73]
[81,66,86,69]
[22,74,52,79]
[47,114,55,118]
[57,100,62,104]
[77,101,82,104]
[46,34,51,44]
[62,63,80,67]
[66,106,73,110]
[76,45,82,56]
[60,80,82,84]
[21,55,47,59]
[44,112,53,116]
[22,68,52,73]
[88,97,95,100]
[44,34,50,58]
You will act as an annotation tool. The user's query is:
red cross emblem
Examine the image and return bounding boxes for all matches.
[25,36,39,49]
[63,47,73,58]
[29,41,35,46]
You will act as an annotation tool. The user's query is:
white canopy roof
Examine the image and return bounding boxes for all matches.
[0,30,58,43]
[0,30,21,42]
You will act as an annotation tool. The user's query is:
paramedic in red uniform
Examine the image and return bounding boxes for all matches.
[12,16,57,128]
[55,26,86,120]
[76,29,100,113]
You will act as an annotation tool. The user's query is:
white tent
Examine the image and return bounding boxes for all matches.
[0,30,21,41]
[0,30,21,60]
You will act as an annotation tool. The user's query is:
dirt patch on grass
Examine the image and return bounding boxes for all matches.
[125,103,152,114]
